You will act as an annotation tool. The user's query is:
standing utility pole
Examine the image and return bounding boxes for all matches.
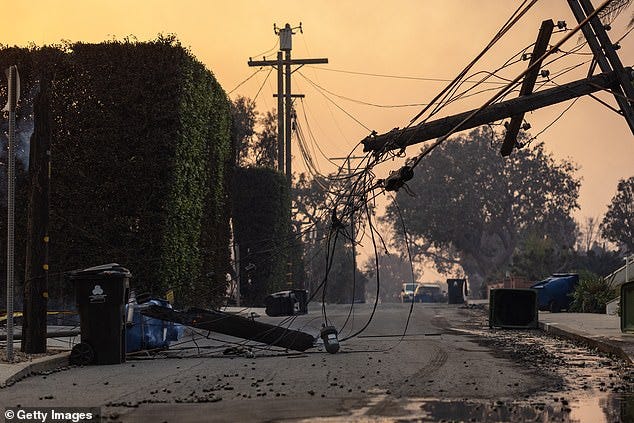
[248,23,328,184]
[22,76,52,354]
[4,66,19,362]
[277,51,284,173]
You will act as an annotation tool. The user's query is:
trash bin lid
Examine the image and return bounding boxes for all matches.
[69,263,132,278]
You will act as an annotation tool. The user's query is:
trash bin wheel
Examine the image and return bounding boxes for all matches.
[70,342,95,365]
[549,300,561,313]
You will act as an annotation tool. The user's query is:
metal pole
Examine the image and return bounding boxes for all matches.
[277,51,284,173]
[235,244,241,307]
[6,65,18,362]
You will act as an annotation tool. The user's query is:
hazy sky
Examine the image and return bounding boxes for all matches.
[6,1,634,258]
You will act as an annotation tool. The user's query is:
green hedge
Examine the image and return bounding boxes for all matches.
[0,37,233,308]
[232,168,293,305]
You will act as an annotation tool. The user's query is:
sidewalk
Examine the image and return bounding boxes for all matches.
[0,327,76,388]
[539,312,634,364]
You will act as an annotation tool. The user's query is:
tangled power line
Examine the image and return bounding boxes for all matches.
[211,0,634,353]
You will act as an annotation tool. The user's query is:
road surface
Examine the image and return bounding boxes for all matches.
[0,303,631,422]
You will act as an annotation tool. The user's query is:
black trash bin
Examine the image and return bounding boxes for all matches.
[69,263,131,365]
[447,278,467,304]
[264,289,308,317]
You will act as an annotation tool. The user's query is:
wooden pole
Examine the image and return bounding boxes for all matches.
[22,77,51,353]
[362,70,622,153]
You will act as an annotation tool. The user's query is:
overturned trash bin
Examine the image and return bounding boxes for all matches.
[69,264,130,365]
[126,297,183,352]
[489,288,538,329]
[264,289,308,317]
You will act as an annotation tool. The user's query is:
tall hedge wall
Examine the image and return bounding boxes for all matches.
[232,168,293,305]
[0,37,233,308]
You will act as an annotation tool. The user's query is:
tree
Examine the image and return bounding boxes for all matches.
[575,216,602,253]
[230,95,257,167]
[601,176,634,253]
[510,231,574,281]
[252,110,278,169]
[384,127,580,293]
[229,97,278,169]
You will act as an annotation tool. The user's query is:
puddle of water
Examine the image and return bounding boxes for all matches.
[597,392,634,423]
[297,394,634,422]
[404,398,572,422]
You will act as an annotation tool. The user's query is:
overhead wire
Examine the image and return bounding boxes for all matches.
[228,68,264,95]
[249,39,280,60]
[297,71,373,132]
[402,0,615,172]
[212,0,626,349]
[315,0,618,345]
[252,67,273,102]
[306,66,516,85]
[408,0,540,127]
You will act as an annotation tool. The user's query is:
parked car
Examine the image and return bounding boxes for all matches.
[530,273,579,313]
[401,283,421,303]
[414,284,444,303]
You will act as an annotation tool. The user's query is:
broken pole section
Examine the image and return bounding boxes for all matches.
[362,70,624,153]
[568,0,634,134]
[141,305,315,352]
[500,19,555,157]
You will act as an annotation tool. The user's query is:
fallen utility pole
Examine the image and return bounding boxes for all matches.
[141,305,315,352]
[362,69,625,153]
[364,0,634,156]
[568,0,634,134]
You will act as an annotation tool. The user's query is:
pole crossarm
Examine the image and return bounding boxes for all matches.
[362,70,625,153]
[500,19,555,156]
[248,58,328,67]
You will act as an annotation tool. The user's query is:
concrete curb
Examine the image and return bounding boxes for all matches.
[0,351,70,388]
[539,321,633,364]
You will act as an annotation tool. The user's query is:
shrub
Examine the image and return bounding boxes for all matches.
[569,271,618,313]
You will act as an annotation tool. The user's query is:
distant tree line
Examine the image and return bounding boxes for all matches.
[384,127,631,296]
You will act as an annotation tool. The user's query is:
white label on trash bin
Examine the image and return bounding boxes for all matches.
[89,284,107,303]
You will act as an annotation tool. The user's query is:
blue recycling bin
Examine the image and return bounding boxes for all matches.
[126,299,182,352]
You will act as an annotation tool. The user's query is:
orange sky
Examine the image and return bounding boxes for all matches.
[5,1,634,272]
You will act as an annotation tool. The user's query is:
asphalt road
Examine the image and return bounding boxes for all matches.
[0,303,628,422]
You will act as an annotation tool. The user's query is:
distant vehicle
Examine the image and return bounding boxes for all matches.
[530,273,579,313]
[414,284,444,303]
[401,283,421,303]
